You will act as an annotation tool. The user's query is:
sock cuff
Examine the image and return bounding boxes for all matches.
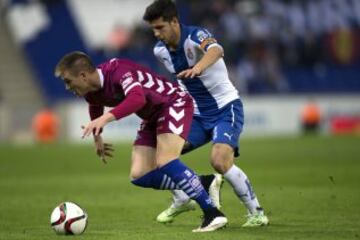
[159,159,182,172]
[131,168,158,188]
[224,164,248,181]
[223,164,237,178]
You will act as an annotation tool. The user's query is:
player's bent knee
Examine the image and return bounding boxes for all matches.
[181,142,194,155]
[210,158,228,174]
[211,143,234,174]
[211,148,234,174]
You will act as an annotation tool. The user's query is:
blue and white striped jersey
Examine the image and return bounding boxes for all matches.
[153,24,239,116]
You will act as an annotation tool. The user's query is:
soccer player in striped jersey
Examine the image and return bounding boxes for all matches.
[143,0,269,227]
[54,51,227,232]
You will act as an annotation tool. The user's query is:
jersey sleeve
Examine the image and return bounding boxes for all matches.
[190,28,222,52]
[109,71,146,120]
[153,42,168,65]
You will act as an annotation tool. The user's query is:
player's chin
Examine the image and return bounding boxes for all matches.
[75,90,86,97]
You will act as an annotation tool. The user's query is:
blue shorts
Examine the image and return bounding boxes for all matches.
[182,99,244,157]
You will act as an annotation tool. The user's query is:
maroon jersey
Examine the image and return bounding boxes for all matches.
[85,58,191,121]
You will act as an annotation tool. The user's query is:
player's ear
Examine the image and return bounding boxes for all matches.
[170,17,178,25]
[79,71,87,82]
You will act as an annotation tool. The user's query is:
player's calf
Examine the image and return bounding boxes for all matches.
[156,173,223,223]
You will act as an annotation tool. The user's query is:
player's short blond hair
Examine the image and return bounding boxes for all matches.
[54,51,96,78]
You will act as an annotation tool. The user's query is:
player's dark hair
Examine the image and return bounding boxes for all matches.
[143,0,178,22]
[54,51,96,78]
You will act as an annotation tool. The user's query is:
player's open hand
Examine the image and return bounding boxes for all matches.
[81,118,106,138]
[94,135,114,164]
[177,66,202,79]
[81,113,115,138]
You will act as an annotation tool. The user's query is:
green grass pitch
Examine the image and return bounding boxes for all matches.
[1,135,359,240]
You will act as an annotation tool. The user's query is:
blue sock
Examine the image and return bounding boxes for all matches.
[131,168,177,190]
[159,159,215,210]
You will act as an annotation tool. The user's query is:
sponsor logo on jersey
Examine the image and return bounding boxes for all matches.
[123,72,132,78]
[121,77,134,89]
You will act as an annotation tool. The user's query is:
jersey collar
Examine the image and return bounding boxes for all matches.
[97,69,104,88]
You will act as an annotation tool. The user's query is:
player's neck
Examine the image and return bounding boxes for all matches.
[169,25,181,51]
[89,71,102,91]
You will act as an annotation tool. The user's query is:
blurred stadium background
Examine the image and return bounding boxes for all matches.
[0,0,360,142]
[0,1,360,239]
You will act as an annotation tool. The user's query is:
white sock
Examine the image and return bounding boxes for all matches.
[224,164,261,214]
[170,190,190,208]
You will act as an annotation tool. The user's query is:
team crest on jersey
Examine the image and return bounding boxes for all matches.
[186,48,194,60]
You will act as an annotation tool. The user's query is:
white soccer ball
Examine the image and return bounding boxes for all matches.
[50,202,88,235]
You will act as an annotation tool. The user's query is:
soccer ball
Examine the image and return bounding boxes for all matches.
[50,202,88,235]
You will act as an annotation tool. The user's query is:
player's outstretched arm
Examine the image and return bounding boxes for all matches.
[177,46,223,79]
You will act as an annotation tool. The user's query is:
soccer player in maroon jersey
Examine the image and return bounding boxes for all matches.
[54,51,227,232]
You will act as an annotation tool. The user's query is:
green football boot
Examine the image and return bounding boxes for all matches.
[242,209,269,227]
[156,200,197,223]
[156,174,223,223]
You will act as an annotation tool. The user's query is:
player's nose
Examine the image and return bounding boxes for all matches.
[154,30,160,38]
